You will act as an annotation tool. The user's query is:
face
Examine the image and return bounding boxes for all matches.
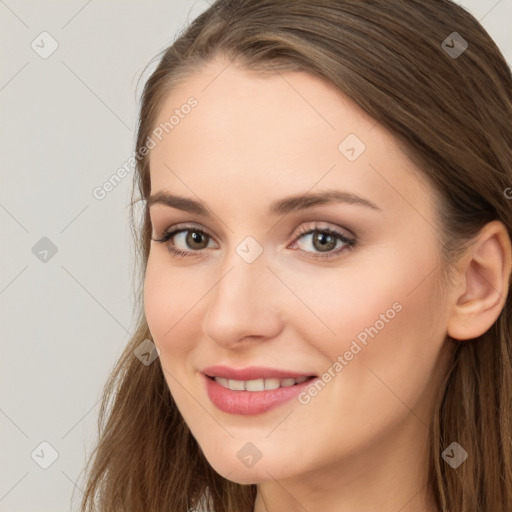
[143,56,456,487]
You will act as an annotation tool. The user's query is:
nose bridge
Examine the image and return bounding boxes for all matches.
[202,244,283,346]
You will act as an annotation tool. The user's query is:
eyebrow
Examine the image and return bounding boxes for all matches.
[146,189,381,217]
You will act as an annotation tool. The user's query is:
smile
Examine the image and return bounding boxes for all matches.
[203,370,319,415]
[212,376,310,391]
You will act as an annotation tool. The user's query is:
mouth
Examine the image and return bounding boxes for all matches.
[202,365,319,415]
[205,374,316,391]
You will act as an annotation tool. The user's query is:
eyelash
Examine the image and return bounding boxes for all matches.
[151,223,357,261]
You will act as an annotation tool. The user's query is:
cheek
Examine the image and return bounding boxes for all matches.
[317,239,445,352]
[144,258,171,339]
[313,258,447,428]
[300,242,443,367]
[143,255,195,356]
[143,257,202,408]
[277,254,407,355]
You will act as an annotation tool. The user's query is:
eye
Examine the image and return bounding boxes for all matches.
[289,224,356,260]
[151,222,357,261]
[151,223,216,258]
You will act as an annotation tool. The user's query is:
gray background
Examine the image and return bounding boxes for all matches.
[1,1,511,510]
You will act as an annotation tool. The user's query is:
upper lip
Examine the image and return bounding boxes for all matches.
[203,365,317,380]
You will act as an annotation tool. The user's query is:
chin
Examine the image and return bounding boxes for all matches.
[202,450,285,485]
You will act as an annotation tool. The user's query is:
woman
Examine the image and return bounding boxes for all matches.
[79,1,512,511]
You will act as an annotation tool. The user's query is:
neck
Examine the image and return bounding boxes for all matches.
[253,417,440,512]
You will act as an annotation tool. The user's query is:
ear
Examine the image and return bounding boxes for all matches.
[447,220,512,341]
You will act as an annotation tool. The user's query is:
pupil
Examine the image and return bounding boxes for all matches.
[188,231,206,248]
[314,232,335,251]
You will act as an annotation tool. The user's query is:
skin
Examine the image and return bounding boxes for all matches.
[143,56,511,512]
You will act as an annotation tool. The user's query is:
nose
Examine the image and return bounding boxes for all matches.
[202,252,284,349]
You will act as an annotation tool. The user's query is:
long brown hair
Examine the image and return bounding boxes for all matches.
[78,1,512,510]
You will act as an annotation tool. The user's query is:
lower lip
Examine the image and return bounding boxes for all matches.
[203,374,317,415]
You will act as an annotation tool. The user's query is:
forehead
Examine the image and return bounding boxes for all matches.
[148,57,435,223]
[151,58,378,155]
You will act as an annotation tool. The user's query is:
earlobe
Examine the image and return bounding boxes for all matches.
[447,220,512,341]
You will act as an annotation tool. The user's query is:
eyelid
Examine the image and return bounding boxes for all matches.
[152,220,357,261]
[292,221,355,239]
[152,221,353,245]
[152,221,218,243]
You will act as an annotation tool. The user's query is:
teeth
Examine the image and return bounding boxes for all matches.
[228,379,245,391]
[246,379,265,391]
[263,378,280,390]
[216,377,229,388]
[214,376,310,391]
